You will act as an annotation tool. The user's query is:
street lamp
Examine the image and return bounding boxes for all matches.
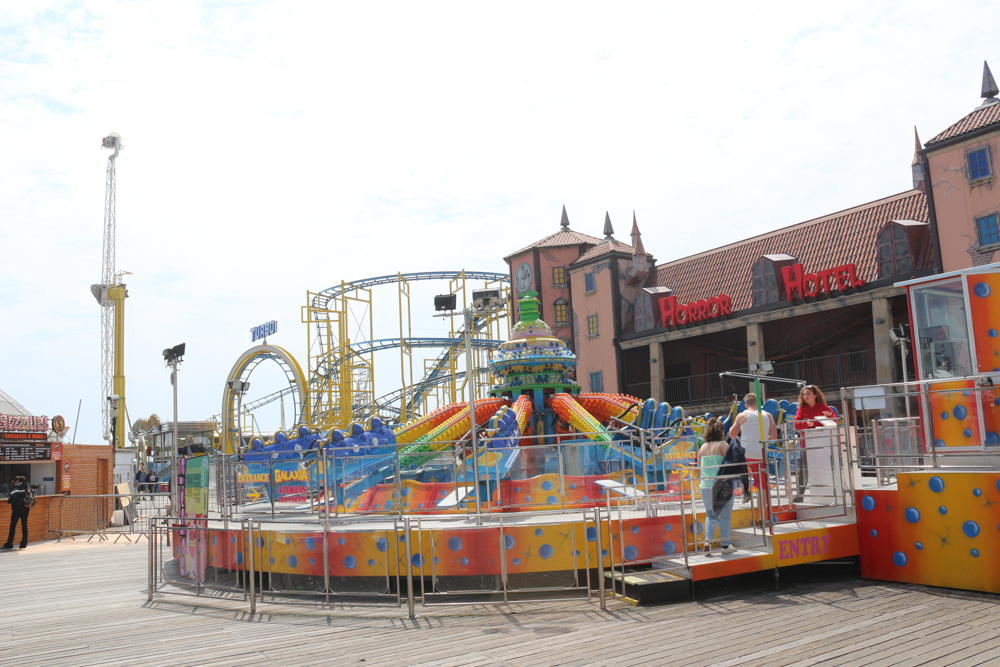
[163,343,186,510]
[227,379,251,451]
[433,290,504,525]
[889,324,912,417]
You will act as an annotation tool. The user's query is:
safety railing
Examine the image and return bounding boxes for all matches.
[842,379,1000,487]
[47,492,172,543]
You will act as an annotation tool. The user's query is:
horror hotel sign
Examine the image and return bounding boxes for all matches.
[660,294,734,328]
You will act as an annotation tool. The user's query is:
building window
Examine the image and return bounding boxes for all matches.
[752,258,780,305]
[552,266,566,286]
[967,147,992,182]
[585,272,596,293]
[877,223,914,277]
[587,314,599,337]
[977,213,1000,246]
[590,371,604,393]
[634,292,654,331]
[554,299,569,326]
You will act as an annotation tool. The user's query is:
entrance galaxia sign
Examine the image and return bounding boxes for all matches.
[660,294,734,328]
[781,263,864,301]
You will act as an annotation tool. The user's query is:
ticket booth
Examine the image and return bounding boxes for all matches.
[897,262,1000,451]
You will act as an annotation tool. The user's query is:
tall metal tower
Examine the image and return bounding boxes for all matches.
[90,133,128,447]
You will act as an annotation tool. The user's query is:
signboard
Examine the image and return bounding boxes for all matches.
[251,320,277,343]
[0,414,50,431]
[659,293,734,328]
[239,461,312,504]
[62,460,72,492]
[782,263,865,301]
[0,443,51,461]
[184,455,210,517]
[0,431,47,442]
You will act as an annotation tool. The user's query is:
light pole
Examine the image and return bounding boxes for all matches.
[163,343,186,511]
[889,325,912,417]
[434,289,503,525]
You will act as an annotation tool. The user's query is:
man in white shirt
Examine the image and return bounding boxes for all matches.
[728,394,777,505]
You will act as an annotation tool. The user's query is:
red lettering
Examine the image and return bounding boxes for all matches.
[782,264,805,301]
[719,294,733,315]
[818,269,837,294]
[803,273,820,297]
[41,416,50,431]
[708,296,720,316]
[660,295,677,328]
[676,303,688,324]
[833,267,849,290]
[847,264,865,288]
[0,414,6,430]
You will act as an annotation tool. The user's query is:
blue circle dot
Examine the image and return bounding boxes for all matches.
[539,544,554,559]
[570,483,576,490]
[231,536,236,544]
[542,480,554,491]
[663,541,677,555]
[573,549,580,557]
[664,524,672,532]
[987,432,1000,446]
[861,495,876,511]
[964,521,981,538]
[338,537,346,545]
[916,542,923,550]
[991,330,999,338]
[433,557,439,564]
[934,439,946,449]
[504,535,515,549]
[309,557,315,565]
[306,537,315,550]
[624,546,639,561]
[344,555,356,569]
[892,551,908,567]
[974,282,991,298]
[974,488,983,497]
[535,528,543,537]
[285,537,290,545]
[524,496,531,502]
[212,535,217,547]
[368,559,375,566]
[631,525,640,534]
[941,412,950,420]
[384,500,393,510]
[870,529,878,537]
[929,476,945,493]
[905,507,921,523]
[586,527,597,542]
[514,487,521,493]
[376,537,387,552]
[547,496,559,504]
[939,506,948,514]
[411,554,423,567]
[512,557,521,565]
[401,487,410,496]
[964,429,973,438]
[288,555,297,568]
[953,406,968,421]
[457,557,467,565]
[448,537,463,551]
[257,537,265,548]
[690,521,703,535]
[972,549,980,558]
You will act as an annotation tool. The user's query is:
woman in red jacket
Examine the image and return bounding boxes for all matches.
[794,385,836,431]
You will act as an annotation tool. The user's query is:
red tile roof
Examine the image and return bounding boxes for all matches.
[925,102,1000,147]
[504,228,604,262]
[649,190,930,311]
[572,238,636,265]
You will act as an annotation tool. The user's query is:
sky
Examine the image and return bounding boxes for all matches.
[2,1,998,446]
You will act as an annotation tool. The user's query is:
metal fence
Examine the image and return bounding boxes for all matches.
[48,490,172,542]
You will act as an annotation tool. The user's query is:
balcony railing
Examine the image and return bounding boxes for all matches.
[661,349,878,406]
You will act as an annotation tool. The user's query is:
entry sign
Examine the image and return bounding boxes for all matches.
[251,320,277,343]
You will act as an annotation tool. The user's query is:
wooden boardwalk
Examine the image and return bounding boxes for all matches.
[1,539,998,667]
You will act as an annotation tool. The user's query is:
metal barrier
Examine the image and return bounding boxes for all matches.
[47,491,172,542]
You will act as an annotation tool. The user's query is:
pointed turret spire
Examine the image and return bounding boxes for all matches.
[912,126,922,167]
[629,211,645,255]
[980,61,999,108]
[912,126,926,191]
[603,212,614,240]
[559,205,570,229]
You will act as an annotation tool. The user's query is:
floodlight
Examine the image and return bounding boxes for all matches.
[434,294,457,311]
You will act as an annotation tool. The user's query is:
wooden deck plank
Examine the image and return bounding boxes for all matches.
[0,539,998,667]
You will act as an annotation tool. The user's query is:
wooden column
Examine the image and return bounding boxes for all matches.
[649,342,665,402]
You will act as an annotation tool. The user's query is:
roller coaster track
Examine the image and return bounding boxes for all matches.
[310,271,510,308]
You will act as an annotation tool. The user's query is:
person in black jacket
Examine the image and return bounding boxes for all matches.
[3,475,30,550]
